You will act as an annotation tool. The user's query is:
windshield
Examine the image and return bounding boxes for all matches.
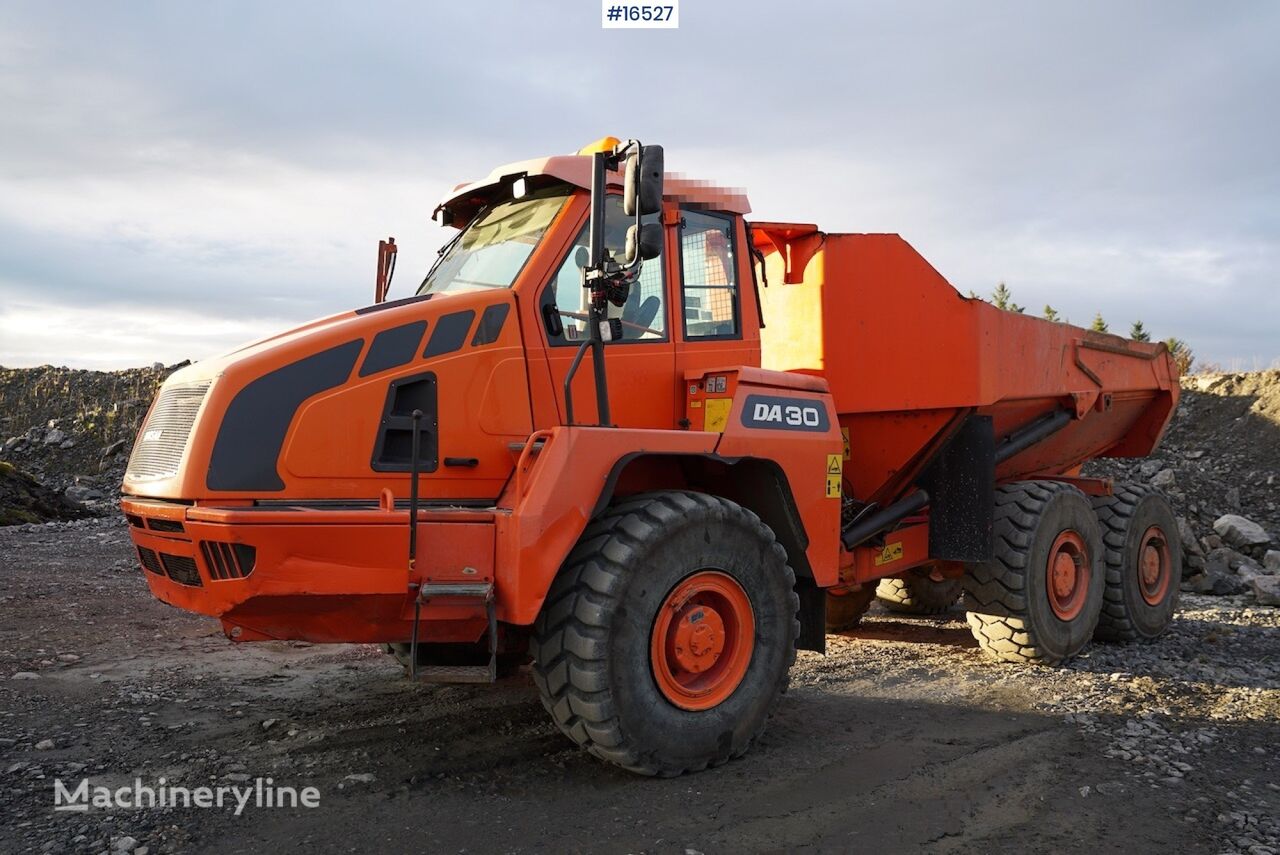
[418,189,570,295]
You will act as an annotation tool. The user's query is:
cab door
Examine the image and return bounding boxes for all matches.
[673,208,760,383]
[536,196,676,429]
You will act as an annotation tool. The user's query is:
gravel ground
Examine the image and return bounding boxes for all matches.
[1,518,1277,854]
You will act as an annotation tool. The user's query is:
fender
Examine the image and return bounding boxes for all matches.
[493,426,718,625]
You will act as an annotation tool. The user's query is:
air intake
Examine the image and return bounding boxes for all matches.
[199,541,257,580]
[137,546,164,575]
[160,553,202,587]
[125,380,212,481]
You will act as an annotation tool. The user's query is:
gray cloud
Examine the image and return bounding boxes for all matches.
[1,0,1276,369]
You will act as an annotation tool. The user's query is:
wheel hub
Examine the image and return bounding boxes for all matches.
[671,605,726,673]
[1046,530,1090,620]
[1137,525,1172,605]
[650,571,755,711]
[1051,552,1078,599]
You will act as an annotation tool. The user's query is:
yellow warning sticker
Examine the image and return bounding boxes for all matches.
[825,453,843,498]
[874,541,904,566]
[841,427,851,460]
[703,398,731,433]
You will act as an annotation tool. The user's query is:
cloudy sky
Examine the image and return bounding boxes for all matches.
[1,1,1276,370]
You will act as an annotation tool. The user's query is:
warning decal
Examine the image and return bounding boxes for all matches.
[703,398,731,433]
[825,453,842,498]
[874,541,904,566]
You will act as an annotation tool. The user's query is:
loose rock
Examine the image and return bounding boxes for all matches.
[1215,515,1272,549]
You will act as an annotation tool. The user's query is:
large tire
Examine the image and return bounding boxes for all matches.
[963,480,1105,665]
[531,491,799,776]
[876,573,962,615]
[825,585,875,631]
[1090,484,1182,642]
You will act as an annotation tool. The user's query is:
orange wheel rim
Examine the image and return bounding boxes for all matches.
[1046,530,1090,620]
[1137,525,1172,606]
[650,571,755,711]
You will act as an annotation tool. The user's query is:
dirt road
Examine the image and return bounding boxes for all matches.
[2,518,1277,854]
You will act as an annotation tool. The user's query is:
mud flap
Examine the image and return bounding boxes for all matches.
[921,415,994,563]
[795,583,826,653]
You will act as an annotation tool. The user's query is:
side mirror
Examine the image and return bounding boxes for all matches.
[623,145,664,216]
[625,222,663,264]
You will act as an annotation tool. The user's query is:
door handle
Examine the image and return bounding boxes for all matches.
[541,301,564,338]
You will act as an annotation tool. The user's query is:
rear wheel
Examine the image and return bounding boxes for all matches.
[531,491,799,776]
[876,572,962,615]
[963,480,1104,665]
[1090,484,1182,641]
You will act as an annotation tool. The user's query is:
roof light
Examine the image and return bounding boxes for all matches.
[577,136,622,155]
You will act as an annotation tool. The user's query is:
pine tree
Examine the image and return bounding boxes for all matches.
[1130,320,1151,342]
[991,282,1024,313]
[1042,305,1060,322]
[1164,337,1194,374]
[1089,312,1109,333]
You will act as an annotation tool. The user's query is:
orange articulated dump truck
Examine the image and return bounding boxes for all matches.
[121,137,1181,775]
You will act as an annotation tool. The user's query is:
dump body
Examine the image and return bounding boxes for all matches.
[754,226,1179,506]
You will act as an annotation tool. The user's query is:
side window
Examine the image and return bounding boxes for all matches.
[541,196,667,345]
[680,210,739,339]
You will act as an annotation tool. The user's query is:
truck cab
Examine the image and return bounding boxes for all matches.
[120,136,840,649]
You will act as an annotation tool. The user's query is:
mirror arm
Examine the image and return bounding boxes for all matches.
[576,138,654,427]
[580,150,614,427]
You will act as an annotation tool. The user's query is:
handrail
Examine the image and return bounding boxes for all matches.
[514,430,556,502]
[563,339,592,425]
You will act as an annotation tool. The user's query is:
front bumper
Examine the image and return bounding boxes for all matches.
[121,498,495,644]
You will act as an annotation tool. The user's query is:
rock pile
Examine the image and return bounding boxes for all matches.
[0,363,180,518]
[0,462,87,525]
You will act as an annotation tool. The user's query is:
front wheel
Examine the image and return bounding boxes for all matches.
[531,491,799,776]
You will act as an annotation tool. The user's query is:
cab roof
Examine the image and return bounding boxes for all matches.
[435,148,751,225]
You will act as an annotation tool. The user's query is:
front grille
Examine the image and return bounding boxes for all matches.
[125,381,212,481]
[199,541,256,580]
[147,518,185,533]
[160,553,202,587]
[137,546,164,575]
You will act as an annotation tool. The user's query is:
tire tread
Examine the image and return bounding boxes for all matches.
[530,490,798,776]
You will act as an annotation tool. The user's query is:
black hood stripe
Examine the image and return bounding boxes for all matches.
[207,340,363,491]
[359,321,427,377]
[471,303,510,346]
[422,310,476,358]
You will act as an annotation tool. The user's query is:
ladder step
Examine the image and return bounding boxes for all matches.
[418,582,493,600]
[412,664,496,684]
